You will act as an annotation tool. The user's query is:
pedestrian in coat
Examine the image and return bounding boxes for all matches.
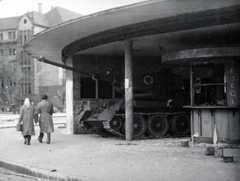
[18,98,35,145]
[35,94,54,144]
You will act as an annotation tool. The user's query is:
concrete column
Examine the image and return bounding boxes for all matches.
[65,56,74,134]
[125,40,134,141]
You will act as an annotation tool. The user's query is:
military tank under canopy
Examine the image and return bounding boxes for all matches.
[79,99,190,139]
[78,68,190,139]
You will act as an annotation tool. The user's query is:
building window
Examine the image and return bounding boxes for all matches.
[9,48,16,55]
[26,55,31,65]
[24,19,27,24]
[19,31,23,45]
[20,30,32,45]
[9,49,12,55]
[20,51,23,58]
[28,83,31,94]
[21,83,24,95]
[27,67,30,77]
[24,35,27,43]
[22,66,31,80]
[20,82,32,95]
[0,33,3,40]
[8,31,16,40]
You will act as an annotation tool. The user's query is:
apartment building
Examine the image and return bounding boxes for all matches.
[0,4,81,112]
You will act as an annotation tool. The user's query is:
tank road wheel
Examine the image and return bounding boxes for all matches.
[170,114,190,135]
[109,116,123,131]
[133,115,146,138]
[147,115,169,137]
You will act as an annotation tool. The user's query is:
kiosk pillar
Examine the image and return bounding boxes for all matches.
[66,56,74,134]
[125,40,134,141]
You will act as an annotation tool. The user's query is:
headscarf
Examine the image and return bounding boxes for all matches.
[24,98,31,109]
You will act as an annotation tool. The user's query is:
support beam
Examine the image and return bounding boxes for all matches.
[95,79,99,99]
[65,56,74,134]
[112,85,116,99]
[125,40,134,141]
[92,75,99,99]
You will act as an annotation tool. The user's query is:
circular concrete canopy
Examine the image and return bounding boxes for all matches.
[24,0,240,68]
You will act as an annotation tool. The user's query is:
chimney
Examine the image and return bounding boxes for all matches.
[38,3,42,13]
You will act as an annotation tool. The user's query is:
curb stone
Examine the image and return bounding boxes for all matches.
[0,159,95,181]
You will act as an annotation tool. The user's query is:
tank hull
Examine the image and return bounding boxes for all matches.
[79,99,190,139]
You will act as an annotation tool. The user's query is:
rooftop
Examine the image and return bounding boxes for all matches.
[45,6,82,27]
[0,16,20,31]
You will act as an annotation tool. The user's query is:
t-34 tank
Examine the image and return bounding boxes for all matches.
[79,68,190,139]
[79,99,190,138]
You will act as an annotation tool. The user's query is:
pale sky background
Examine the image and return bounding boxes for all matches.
[0,0,147,18]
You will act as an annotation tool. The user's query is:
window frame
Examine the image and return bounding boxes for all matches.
[9,48,16,55]
[0,33,3,40]
[8,31,16,40]
[190,62,226,106]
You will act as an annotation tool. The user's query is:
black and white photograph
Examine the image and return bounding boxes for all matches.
[0,0,239,180]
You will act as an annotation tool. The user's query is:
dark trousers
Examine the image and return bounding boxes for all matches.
[23,135,31,143]
[39,133,44,139]
[39,132,51,143]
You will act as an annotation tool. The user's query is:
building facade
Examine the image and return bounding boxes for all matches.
[0,5,81,112]
[0,16,19,112]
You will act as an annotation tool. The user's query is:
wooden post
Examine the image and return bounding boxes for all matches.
[65,56,74,134]
[125,40,134,141]
[190,64,194,106]
[190,64,194,144]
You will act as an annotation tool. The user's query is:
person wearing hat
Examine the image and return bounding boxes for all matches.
[18,98,35,145]
[35,94,54,144]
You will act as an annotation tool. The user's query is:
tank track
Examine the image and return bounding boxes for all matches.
[102,121,125,138]
[102,111,189,138]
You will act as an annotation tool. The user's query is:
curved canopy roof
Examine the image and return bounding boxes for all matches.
[24,0,240,67]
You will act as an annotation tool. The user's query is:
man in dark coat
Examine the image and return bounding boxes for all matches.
[35,94,54,144]
[18,98,35,145]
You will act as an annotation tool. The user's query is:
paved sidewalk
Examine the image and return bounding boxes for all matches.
[0,116,239,181]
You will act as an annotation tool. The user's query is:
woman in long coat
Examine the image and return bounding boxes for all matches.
[35,94,54,144]
[18,98,35,145]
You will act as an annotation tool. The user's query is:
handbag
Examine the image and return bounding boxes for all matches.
[16,123,23,131]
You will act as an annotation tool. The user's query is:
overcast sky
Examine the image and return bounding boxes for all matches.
[0,0,146,18]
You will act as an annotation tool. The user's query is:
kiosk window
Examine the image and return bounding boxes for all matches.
[192,63,226,106]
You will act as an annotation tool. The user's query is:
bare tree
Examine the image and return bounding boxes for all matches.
[56,82,66,112]
[0,57,23,106]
